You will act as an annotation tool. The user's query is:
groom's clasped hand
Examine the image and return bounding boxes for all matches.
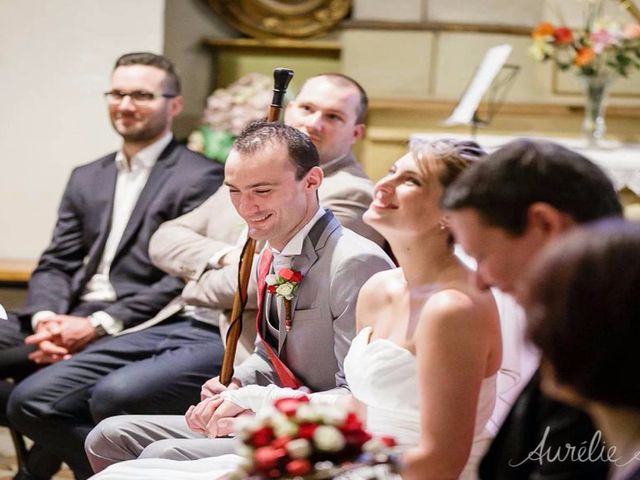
[185,376,248,437]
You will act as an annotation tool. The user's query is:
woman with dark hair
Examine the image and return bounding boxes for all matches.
[525,219,640,480]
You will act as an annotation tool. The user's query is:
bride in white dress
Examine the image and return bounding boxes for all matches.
[90,138,501,480]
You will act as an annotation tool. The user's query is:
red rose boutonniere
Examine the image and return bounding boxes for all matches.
[265,268,303,332]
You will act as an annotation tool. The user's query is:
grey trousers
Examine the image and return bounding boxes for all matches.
[85,415,239,473]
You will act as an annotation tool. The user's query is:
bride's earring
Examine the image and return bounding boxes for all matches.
[439,218,447,231]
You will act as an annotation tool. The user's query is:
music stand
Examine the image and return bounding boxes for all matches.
[443,44,519,140]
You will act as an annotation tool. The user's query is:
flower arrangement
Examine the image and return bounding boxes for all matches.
[266,269,303,301]
[230,396,398,479]
[529,1,640,77]
[266,269,303,332]
[188,72,273,163]
[529,1,640,144]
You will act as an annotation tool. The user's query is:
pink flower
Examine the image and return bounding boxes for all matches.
[590,28,619,54]
[286,458,312,476]
[271,435,293,449]
[624,23,640,39]
[253,446,286,471]
[274,396,309,417]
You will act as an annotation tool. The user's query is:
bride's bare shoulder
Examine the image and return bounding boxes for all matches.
[358,267,405,300]
[418,286,498,340]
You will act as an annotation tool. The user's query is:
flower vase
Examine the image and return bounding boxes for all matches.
[581,75,612,146]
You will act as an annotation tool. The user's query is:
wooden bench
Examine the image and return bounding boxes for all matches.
[0,259,36,284]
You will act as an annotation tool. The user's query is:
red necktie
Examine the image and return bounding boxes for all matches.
[255,248,302,389]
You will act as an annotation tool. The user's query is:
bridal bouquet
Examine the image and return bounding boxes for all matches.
[529,1,640,77]
[229,396,400,479]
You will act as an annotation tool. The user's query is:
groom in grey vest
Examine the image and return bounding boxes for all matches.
[85,122,393,472]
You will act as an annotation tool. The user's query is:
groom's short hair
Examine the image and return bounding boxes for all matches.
[233,121,319,180]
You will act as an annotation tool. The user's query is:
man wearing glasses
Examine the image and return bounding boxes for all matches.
[1,52,223,480]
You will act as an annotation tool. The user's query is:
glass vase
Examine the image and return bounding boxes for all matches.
[581,74,612,147]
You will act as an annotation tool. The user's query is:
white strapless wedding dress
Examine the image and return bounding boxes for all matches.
[90,327,496,479]
[345,326,496,479]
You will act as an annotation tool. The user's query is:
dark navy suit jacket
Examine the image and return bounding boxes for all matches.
[479,370,609,479]
[23,139,224,330]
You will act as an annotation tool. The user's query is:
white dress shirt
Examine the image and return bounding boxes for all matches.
[268,207,326,273]
[262,207,326,337]
[33,133,173,333]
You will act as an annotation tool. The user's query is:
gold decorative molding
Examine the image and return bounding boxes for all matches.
[203,37,341,53]
[369,98,640,118]
[207,0,351,39]
[342,19,531,36]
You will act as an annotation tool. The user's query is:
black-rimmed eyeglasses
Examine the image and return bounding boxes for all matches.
[104,90,177,105]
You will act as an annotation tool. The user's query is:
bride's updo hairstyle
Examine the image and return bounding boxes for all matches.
[409,138,485,190]
[409,138,486,245]
[525,218,640,409]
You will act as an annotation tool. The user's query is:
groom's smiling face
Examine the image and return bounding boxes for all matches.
[224,140,321,251]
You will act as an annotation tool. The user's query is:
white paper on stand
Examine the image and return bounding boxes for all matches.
[443,44,513,126]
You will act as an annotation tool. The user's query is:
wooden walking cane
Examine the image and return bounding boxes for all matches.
[219,67,294,386]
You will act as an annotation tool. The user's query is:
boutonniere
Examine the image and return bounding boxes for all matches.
[265,268,303,332]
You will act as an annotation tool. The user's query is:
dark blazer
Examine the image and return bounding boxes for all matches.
[23,139,224,330]
[479,369,609,479]
[622,466,640,480]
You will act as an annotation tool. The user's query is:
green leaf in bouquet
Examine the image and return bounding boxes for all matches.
[200,127,235,164]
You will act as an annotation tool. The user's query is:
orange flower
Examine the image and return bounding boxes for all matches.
[574,47,595,66]
[533,22,555,38]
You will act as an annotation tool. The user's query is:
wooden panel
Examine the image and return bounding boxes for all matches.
[203,37,341,95]
[361,98,640,181]
[0,259,35,283]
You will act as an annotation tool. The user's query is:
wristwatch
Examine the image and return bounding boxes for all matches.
[89,315,109,339]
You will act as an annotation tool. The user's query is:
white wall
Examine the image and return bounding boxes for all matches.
[0,0,165,260]
[164,0,238,139]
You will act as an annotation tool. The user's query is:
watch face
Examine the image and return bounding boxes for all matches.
[93,324,108,338]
